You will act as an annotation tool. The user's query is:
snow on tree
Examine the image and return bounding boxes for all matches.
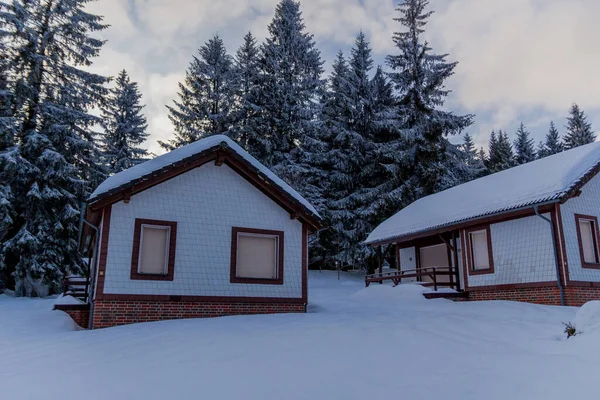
[252,0,324,171]
[381,0,473,211]
[486,130,514,173]
[564,103,595,149]
[315,33,382,266]
[513,122,536,164]
[0,0,109,295]
[538,121,563,158]
[161,35,236,151]
[230,32,262,155]
[0,22,18,245]
[460,133,486,180]
[101,69,149,174]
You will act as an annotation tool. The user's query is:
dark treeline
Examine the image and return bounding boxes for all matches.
[472,103,595,175]
[0,0,596,295]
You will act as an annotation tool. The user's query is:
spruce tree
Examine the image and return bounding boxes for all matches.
[487,130,514,173]
[538,121,563,158]
[1,0,109,295]
[460,133,485,179]
[101,70,149,174]
[513,122,536,164]
[161,35,236,150]
[230,32,261,154]
[564,103,595,149]
[382,0,473,212]
[253,0,324,172]
[0,26,18,244]
[317,34,382,266]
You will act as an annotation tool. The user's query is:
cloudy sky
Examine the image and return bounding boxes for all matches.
[86,0,600,155]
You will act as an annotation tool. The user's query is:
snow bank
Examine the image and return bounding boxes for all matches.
[574,300,600,335]
[352,282,429,303]
[54,294,84,306]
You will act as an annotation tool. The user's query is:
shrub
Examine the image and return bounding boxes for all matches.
[563,322,577,338]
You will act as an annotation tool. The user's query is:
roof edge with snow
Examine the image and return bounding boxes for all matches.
[87,135,322,230]
[364,142,600,246]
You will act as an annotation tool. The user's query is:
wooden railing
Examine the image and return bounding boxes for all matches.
[63,275,89,302]
[364,267,456,291]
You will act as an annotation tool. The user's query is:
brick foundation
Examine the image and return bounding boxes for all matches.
[467,285,600,306]
[53,304,91,328]
[564,286,600,306]
[467,286,563,305]
[91,300,306,329]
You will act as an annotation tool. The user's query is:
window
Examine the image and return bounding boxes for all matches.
[466,226,494,275]
[131,219,177,281]
[575,214,600,268]
[139,225,170,274]
[230,227,284,284]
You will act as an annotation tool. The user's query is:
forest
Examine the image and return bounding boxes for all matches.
[0,0,596,295]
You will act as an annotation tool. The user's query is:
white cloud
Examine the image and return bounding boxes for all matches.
[86,0,600,154]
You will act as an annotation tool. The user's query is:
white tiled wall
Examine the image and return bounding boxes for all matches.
[466,213,557,287]
[561,172,600,282]
[102,163,303,298]
[399,247,417,282]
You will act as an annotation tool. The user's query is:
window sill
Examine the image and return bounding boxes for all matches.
[469,268,494,276]
[582,262,600,270]
[230,276,284,285]
[130,273,174,281]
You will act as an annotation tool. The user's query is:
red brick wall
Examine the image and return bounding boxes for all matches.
[564,287,600,306]
[467,286,563,305]
[467,286,600,306]
[92,300,306,329]
[54,306,90,328]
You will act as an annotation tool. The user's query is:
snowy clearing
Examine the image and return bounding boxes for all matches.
[1,271,598,400]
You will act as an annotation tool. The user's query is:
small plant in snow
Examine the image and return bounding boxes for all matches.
[563,322,577,338]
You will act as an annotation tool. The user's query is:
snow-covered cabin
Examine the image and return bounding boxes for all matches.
[66,135,321,328]
[365,142,600,306]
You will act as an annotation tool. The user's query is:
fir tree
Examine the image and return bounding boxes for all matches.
[487,130,514,173]
[382,0,473,213]
[1,0,109,295]
[317,33,382,266]
[460,133,485,179]
[538,121,563,158]
[161,35,236,150]
[513,122,536,164]
[230,32,261,154]
[0,24,18,244]
[101,70,149,174]
[253,0,324,172]
[564,103,595,149]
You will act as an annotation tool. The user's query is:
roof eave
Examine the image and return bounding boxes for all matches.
[364,198,562,247]
[87,143,322,231]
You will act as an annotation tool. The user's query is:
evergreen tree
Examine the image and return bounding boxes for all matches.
[487,130,514,173]
[371,65,395,128]
[460,133,485,179]
[513,122,536,164]
[564,103,595,149]
[0,0,109,295]
[101,70,149,174]
[538,121,563,158]
[253,0,324,172]
[381,0,473,213]
[317,33,382,266]
[0,22,18,244]
[230,32,262,154]
[161,35,236,150]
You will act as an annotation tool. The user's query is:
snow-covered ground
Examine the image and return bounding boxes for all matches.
[1,271,598,400]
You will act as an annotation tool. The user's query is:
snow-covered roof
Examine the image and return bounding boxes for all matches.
[89,135,321,218]
[365,141,600,245]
